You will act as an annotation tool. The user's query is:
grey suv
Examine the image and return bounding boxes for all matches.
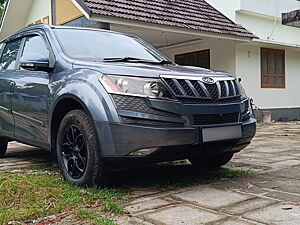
[0,24,256,186]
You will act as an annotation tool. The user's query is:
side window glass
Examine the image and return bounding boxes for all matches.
[0,39,22,70]
[22,35,49,59]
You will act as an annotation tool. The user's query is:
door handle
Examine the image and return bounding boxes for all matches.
[10,81,16,92]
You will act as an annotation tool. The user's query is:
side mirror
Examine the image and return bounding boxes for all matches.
[238,78,242,83]
[20,53,52,72]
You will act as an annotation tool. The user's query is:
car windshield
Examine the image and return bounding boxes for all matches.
[54,28,169,62]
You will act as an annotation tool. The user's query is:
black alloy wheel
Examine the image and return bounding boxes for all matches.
[56,109,111,187]
[61,125,87,179]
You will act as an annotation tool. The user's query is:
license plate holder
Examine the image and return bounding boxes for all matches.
[202,125,242,143]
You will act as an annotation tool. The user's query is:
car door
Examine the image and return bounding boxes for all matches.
[12,33,51,143]
[0,39,22,136]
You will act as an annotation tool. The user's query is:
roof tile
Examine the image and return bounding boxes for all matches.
[78,0,256,38]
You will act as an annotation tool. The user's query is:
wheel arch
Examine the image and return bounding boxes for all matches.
[49,94,94,151]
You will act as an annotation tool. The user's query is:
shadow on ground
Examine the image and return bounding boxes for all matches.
[110,162,247,188]
[3,143,248,189]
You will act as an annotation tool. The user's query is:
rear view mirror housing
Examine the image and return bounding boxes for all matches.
[20,53,53,72]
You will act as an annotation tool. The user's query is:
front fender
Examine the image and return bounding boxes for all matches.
[49,69,119,155]
[49,69,118,123]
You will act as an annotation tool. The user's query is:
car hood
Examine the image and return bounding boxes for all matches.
[72,61,233,78]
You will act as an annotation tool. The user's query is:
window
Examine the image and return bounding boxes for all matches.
[0,39,22,70]
[43,16,50,24]
[21,35,49,59]
[175,50,210,69]
[261,48,285,88]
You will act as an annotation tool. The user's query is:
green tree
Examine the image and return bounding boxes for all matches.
[0,0,6,8]
[0,0,6,18]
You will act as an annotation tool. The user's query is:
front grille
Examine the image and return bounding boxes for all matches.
[161,77,241,104]
[112,95,180,118]
[181,97,241,104]
[193,113,240,125]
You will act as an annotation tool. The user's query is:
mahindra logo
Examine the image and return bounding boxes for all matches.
[202,77,215,84]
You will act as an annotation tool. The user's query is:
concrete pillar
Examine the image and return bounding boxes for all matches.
[262,111,272,123]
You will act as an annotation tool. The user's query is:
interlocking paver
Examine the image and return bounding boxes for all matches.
[270,160,300,167]
[223,198,276,215]
[125,198,173,214]
[216,219,256,225]
[1,122,300,225]
[244,204,300,225]
[173,187,254,209]
[143,205,226,225]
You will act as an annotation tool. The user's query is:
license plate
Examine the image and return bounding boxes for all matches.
[202,125,242,143]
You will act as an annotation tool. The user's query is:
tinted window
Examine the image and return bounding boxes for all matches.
[22,35,49,59]
[175,50,210,69]
[54,29,168,62]
[0,39,22,70]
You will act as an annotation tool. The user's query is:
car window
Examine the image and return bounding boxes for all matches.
[0,39,22,70]
[22,35,49,59]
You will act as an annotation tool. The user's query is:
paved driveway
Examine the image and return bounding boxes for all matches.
[1,122,300,225]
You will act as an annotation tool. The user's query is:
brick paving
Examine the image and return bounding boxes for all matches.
[114,122,300,225]
[1,122,300,225]
[0,142,50,171]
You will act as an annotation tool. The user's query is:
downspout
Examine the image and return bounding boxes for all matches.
[51,0,56,25]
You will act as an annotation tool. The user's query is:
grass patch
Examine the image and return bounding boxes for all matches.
[160,167,252,189]
[27,164,55,171]
[0,169,130,224]
[75,209,117,225]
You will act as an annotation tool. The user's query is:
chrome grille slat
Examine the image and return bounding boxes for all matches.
[177,79,194,97]
[185,80,200,97]
[198,81,211,98]
[216,81,222,99]
[228,81,234,97]
[172,79,186,96]
[161,77,242,104]
[230,80,236,96]
[224,80,230,98]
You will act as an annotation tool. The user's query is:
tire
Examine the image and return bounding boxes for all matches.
[0,138,8,158]
[56,109,110,187]
[188,152,234,169]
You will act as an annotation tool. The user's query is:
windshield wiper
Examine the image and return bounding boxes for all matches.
[158,60,173,65]
[103,57,153,63]
[103,57,173,65]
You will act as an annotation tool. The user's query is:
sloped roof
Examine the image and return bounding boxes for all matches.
[74,0,256,38]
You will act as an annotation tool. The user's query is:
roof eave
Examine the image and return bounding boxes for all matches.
[71,0,92,18]
[89,13,256,42]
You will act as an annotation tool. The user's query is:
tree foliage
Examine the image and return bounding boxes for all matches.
[0,0,5,7]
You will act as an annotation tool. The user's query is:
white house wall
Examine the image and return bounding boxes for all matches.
[206,0,300,21]
[206,0,300,46]
[25,0,51,25]
[160,39,238,75]
[236,43,300,109]
[236,11,300,46]
[0,0,33,40]
[205,0,241,21]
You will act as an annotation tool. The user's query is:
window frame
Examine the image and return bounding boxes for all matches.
[15,30,55,71]
[261,48,285,89]
[0,38,23,71]
[175,49,210,69]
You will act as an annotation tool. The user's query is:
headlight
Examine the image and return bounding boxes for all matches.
[236,81,247,100]
[100,75,171,99]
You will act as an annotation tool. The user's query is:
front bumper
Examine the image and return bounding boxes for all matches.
[95,117,256,170]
